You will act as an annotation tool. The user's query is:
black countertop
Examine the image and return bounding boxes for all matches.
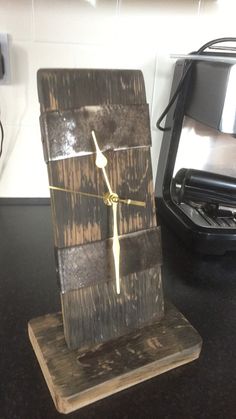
[1,202,236,419]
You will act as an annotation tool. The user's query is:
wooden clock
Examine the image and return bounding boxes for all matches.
[37,68,164,351]
[28,68,202,414]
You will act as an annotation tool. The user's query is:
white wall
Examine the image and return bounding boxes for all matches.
[0,0,235,197]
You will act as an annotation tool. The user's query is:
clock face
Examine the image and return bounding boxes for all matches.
[48,146,156,248]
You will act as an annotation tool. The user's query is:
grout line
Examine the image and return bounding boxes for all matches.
[31,0,36,41]
[197,0,202,16]
[116,0,122,15]
[150,55,158,131]
[33,38,113,48]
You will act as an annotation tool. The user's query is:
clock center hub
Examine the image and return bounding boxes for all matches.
[103,192,119,206]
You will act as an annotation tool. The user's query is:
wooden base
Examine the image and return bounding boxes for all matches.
[28,303,202,414]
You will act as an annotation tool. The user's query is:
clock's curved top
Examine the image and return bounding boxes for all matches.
[37,68,147,112]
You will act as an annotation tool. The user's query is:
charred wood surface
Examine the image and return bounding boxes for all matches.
[40,104,151,162]
[37,68,163,350]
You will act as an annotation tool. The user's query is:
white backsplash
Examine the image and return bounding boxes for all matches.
[0,0,236,196]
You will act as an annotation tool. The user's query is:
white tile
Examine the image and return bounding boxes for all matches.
[33,0,118,44]
[150,55,175,181]
[0,124,49,197]
[198,1,236,42]
[120,0,200,15]
[28,41,76,122]
[5,0,236,196]
[72,43,156,104]
[0,0,33,41]
[200,0,236,16]
[0,41,76,127]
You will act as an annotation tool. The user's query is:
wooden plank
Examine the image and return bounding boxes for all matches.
[37,68,162,350]
[38,69,155,249]
[61,266,163,350]
[37,69,146,112]
[28,302,202,414]
[40,104,151,162]
[49,146,156,248]
[58,227,162,292]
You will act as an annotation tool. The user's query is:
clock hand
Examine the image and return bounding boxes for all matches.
[120,198,146,207]
[112,199,120,294]
[49,186,104,200]
[50,152,146,296]
[91,131,146,207]
[49,186,146,207]
[51,124,147,295]
[91,130,121,295]
[51,128,146,211]
[91,130,112,194]
[105,194,146,207]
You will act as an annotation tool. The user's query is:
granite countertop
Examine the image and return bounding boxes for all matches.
[0,202,236,419]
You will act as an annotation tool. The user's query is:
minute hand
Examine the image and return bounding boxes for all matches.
[112,200,120,294]
[91,130,121,295]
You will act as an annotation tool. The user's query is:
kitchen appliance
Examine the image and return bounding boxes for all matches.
[155,39,236,254]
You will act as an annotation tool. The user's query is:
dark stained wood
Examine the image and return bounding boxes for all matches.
[61,266,163,350]
[37,68,163,350]
[49,147,156,248]
[37,69,146,112]
[40,104,151,162]
[58,227,162,292]
[38,69,156,250]
[28,302,202,414]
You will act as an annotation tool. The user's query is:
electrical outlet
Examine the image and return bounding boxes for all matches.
[0,34,10,85]
[0,44,3,79]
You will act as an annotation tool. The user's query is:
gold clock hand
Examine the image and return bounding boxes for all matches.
[112,200,120,294]
[51,123,146,295]
[49,186,103,200]
[103,192,146,207]
[50,185,121,293]
[91,130,121,294]
[91,131,146,208]
[49,186,146,207]
[114,197,146,208]
[91,130,112,195]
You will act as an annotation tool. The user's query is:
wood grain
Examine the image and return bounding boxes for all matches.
[58,227,162,292]
[37,69,146,112]
[28,302,202,414]
[40,104,151,162]
[49,147,156,248]
[37,68,163,350]
[61,266,163,350]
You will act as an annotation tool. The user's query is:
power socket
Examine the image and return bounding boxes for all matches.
[0,34,11,85]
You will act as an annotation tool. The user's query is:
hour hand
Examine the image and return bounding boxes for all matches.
[91,131,146,208]
[91,130,107,168]
[91,130,112,194]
